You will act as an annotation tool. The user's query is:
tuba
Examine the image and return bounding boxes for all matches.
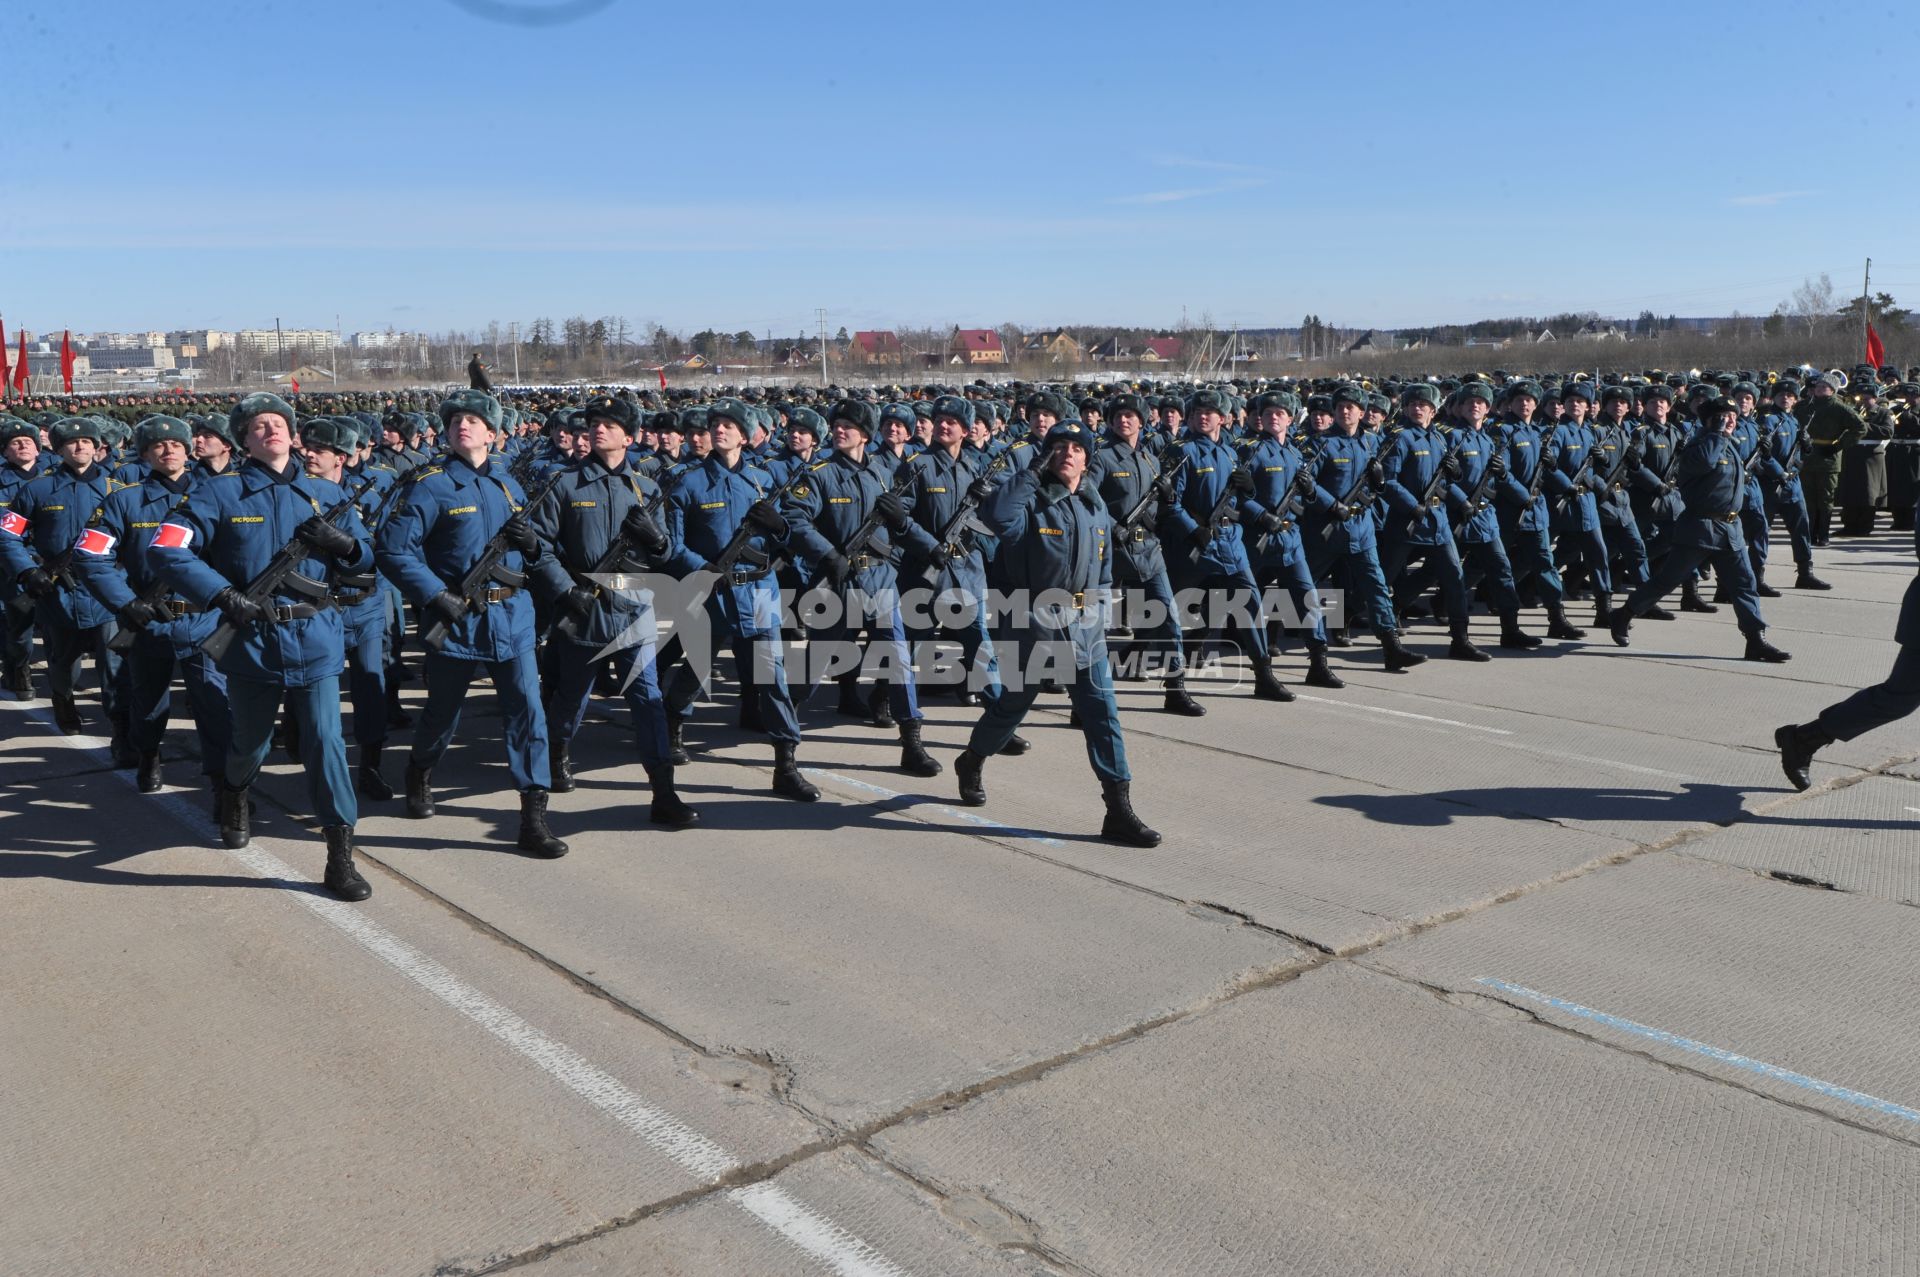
[1826,368,1850,390]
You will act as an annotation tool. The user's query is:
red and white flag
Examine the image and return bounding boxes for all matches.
[149,522,193,550]
[0,510,27,538]
[75,527,117,556]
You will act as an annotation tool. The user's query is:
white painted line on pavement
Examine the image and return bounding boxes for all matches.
[1293,693,1514,734]
[10,704,908,1277]
[1476,977,1920,1125]
[806,767,1065,846]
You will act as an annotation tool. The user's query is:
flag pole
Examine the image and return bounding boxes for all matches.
[1862,258,1872,363]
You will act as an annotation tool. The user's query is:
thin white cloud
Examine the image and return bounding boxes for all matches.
[1110,178,1269,205]
[1144,153,1270,175]
[1726,190,1816,207]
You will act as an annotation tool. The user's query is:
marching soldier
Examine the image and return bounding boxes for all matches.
[1240,390,1346,684]
[951,420,1159,848]
[1758,380,1829,590]
[1,416,44,697]
[71,415,231,794]
[375,390,569,858]
[1492,382,1585,640]
[0,415,131,747]
[526,393,695,827]
[146,392,374,901]
[1378,384,1487,661]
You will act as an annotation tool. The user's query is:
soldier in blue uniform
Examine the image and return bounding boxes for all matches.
[375,389,569,858]
[191,413,240,478]
[1776,490,1920,788]
[147,392,374,901]
[951,421,1159,848]
[1609,398,1791,663]
[0,415,131,745]
[1443,386,1539,649]
[1239,390,1345,686]
[783,398,942,777]
[1303,385,1427,671]
[1163,388,1294,698]
[1726,383,1777,599]
[1757,380,1830,591]
[526,393,695,827]
[1,415,45,696]
[1544,382,1612,621]
[1089,391,1207,710]
[1378,384,1488,661]
[1590,385,1653,623]
[71,415,230,794]
[660,399,818,801]
[1492,383,1585,641]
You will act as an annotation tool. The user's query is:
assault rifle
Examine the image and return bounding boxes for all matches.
[822,468,918,584]
[201,471,381,661]
[107,495,193,652]
[916,451,1015,588]
[699,460,813,583]
[419,469,566,651]
[8,550,74,621]
[552,486,669,643]
[1318,452,1383,543]
[1253,437,1326,557]
[1189,459,1253,564]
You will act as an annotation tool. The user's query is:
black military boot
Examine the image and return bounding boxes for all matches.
[1642,599,1677,620]
[1679,580,1718,613]
[666,716,690,765]
[1250,657,1295,701]
[955,748,987,806]
[4,662,31,699]
[385,682,412,729]
[999,733,1031,755]
[1380,632,1427,672]
[217,779,251,849]
[898,720,943,777]
[1304,643,1345,689]
[516,788,569,858]
[1744,632,1792,663]
[321,825,372,901]
[1448,633,1492,662]
[1754,569,1782,599]
[1592,594,1613,629]
[1497,610,1542,650]
[1609,612,1633,647]
[835,674,865,718]
[404,761,434,819]
[1544,602,1587,640]
[1163,677,1206,716]
[1099,781,1162,848]
[108,719,138,768]
[1794,567,1832,590]
[646,764,698,827]
[1774,722,1831,791]
[771,741,820,802]
[737,690,764,733]
[550,741,575,793]
[868,684,896,729]
[136,750,162,794]
[357,744,393,801]
[41,693,76,733]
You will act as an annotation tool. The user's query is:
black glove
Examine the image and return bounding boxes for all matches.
[425,590,467,628]
[875,491,908,532]
[1441,453,1462,481]
[621,507,667,553]
[744,500,787,536]
[1488,454,1509,479]
[1367,461,1386,487]
[1151,475,1176,503]
[500,513,538,554]
[294,516,356,559]
[557,586,595,620]
[819,550,850,583]
[1257,510,1285,532]
[117,598,161,630]
[1227,467,1255,496]
[966,475,996,503]
[19,566,56,598]
[212,587,272,628]
[1188,524,1215,551]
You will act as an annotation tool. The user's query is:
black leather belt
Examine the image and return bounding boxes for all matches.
[332,590,376,607]
[269,603,325,622]
[1716,511,1739,522]
[848,553,880,571]
[480,585,519,604]
[160,597,207,615]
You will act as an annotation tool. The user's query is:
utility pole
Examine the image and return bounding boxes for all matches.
[274,317,284,386]
[332,313,340,388]
[1863,257,1873,360]
[816,307,829,387]
[510,321,520,384]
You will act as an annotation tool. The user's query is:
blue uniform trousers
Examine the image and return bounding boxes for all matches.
[411,648,552,791]
[1180,569,1270,661]
[1600,517,1650,593]
[1380,534,1470,636]
[1456,538,1523,614]
[908,587,1007,696]
[1503,523,1566,604]
[546,638,669,768]
[2,584,32,679]
[37,598,126,720]
[1764,487,1814,570]
[227,675,356,827]
[1254,555,1328,647]
[1554,526,1613,597]
[968,651,1128,784]
[342,597,388,750]
[811,602,923,722]
[1307,544,1398,637]
[126,631,230,771]
[1625,535,1765,636]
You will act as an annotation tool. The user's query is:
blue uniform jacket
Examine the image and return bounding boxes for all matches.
[0,462,123,628]
[1494,420,1558,534]
[526,456,669,650]
[783,450,913,619]
[1302,430,1380,555]
[1758,412,1804,501]
[1379,420,1455,546]
[1591,422,1656,528]
[1162,431,1255,578]
[1545,421,1601,532]
[1443,427,1503,545]
[375,454,540,663]
[1670,430,1752,551]
[72,469,218,651]
[149,459,373,686]
[896,445,996,595]
[980,468,1112,670]
[662,453,787,638]
[1239,434,1316,569]
[1088,433,1172,583]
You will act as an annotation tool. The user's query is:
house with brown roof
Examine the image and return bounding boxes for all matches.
[1138,337,1185,363]
[1021,330,1084,365]
[850,331,903,366]
[948,328,1006,366]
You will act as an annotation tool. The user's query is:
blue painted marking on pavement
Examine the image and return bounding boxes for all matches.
[1476,977,1920,1125]
[805,769,1065,847]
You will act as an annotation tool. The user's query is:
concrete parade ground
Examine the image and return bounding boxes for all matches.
[4,528,1918,1277]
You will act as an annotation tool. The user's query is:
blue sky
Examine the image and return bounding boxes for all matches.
[3,0,1917,338]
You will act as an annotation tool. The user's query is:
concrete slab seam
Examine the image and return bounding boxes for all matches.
[12,707,911,1277]
[1475,977,1920,1125]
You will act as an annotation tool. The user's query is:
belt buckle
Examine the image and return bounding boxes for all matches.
[1070,591,1085,609]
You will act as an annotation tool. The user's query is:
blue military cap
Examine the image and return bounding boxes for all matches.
[301,415,358,456]
[930,394,974,426]
[878,402,917,433]
[232,391,298,436]
[1044,420,1096,454]
[134,415,193,450]
[707,397,753,432]
[48,415,104,447]
[786,406,827,438]
[439,389,502,431]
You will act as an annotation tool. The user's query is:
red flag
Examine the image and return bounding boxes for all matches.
[59,330,74,393]
[658,367,667,390]
[291,377,300,395]
[1866,323,1887,370]
[0,319,9,401]
[11,331,26,396]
